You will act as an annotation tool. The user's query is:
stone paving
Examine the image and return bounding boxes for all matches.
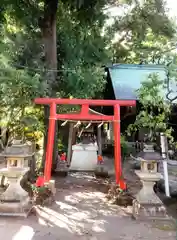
[0,171,176,240]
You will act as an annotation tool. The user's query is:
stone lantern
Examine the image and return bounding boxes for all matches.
[132,144,169,220]
[0,140,34,217]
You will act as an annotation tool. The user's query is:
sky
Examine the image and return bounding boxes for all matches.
[167,0,177,18]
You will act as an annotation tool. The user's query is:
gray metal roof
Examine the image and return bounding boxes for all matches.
[107,64,174,100]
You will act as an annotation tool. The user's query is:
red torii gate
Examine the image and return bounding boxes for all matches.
[34,98,136,189]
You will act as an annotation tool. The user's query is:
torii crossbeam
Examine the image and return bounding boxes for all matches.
[34,98,136,189]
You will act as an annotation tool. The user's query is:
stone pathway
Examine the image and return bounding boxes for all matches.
[0,172,176,240]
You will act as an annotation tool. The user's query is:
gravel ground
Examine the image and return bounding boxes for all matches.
[0,169,176,240]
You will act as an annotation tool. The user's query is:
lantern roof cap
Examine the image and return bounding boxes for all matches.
[0,141,34,158]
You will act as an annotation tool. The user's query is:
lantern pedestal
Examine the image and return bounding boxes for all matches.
[0,140,36,217]
[132,144,171,221]
[0,167,31,217]
[132,171,168,220]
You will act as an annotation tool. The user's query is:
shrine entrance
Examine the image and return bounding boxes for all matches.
[34,98,136,189]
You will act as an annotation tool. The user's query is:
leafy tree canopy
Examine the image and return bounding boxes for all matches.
[0,0,175,144]
[127,74,173,142]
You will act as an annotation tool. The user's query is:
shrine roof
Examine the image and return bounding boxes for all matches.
[107,64,177,101]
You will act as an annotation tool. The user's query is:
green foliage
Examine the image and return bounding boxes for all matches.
[55,2,109,99]
[31,184,52,205]
[127,74,173,142]
[105,0,176,63]
[0,0,175,145]
[121,135,131,160]
[0,1,110,143]
[0,31,44,143]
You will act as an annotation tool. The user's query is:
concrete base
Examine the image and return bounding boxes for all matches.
[94,166,109,178]
[70,144,98,171]
[55,153,68,177]
[132,199,170,220]
[55,161,68,174]
[0,197,32,217]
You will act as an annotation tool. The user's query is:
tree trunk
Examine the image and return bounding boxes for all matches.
[42,0,58,85]
[40,0,59,170]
